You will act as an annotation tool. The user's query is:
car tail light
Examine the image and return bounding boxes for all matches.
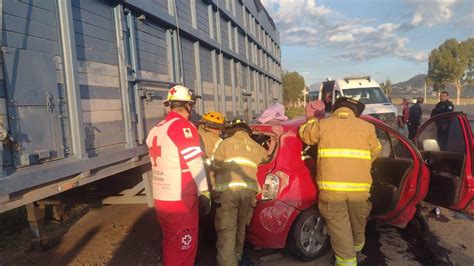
[262,174,279,200]
[261,171,290,200]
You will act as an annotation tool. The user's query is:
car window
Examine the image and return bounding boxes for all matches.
[251,133,277,162]
[390,134,412,159]
[416,116,466,153]
[342,87,390,104]
[375,128,393,158]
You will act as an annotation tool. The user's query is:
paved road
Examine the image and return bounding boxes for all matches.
[1,204,472,265]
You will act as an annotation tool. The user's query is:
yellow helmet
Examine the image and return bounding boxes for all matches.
[202,111,225,125]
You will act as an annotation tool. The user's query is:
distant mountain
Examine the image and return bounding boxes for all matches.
[392,74,474,98]
[393,74,427,90]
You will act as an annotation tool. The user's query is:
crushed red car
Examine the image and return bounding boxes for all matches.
[247,112,473,261]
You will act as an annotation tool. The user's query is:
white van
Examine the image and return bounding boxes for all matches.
[318,76,398,127]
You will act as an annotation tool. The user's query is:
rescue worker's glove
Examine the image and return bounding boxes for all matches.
[199,191,212,215]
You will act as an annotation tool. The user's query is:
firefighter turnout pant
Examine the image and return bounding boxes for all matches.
[215,190,256,266]
[318,191,372,266]
[154,196,199,266]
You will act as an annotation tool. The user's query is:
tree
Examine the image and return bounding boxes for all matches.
[282,71,305,107]
[428,38,474,104]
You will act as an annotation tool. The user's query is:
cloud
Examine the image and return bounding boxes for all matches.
[402,0,458,29]
[262,0,428,62]
[329,33,354,42]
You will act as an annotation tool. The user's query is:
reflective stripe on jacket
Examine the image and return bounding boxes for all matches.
[317,181,372,192]
[213,131,267,192]
[318,148,371,160]
[299,107,382,192]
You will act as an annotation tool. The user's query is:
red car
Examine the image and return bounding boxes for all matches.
[247,112,473,261]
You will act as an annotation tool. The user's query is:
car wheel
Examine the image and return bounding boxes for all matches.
[287,207,329,261]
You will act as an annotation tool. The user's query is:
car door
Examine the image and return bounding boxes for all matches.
[414,112,474,216]
[367,118,430,228]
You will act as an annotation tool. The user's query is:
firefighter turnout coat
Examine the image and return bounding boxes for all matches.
[198,124,222,161]
[298,107,382,192]
[212,131,267,193]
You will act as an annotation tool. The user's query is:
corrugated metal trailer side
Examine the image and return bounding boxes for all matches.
[0,0,282,217]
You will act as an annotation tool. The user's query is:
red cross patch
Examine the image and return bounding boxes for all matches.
[169,88,177,95]
[149,136,161,166]
[181,234,192,249]
[183,128,193,138]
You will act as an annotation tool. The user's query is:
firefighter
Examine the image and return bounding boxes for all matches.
[198,111,225,187]
[197,111,224,245]
[299,97,381,266]
[212,119,269,266]
[146,85,210,266]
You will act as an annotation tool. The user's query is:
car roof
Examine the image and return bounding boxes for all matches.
[251,117,306,133]
[251,115,386,134]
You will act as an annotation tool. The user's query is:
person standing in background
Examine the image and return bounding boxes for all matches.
[431,91,454,117]
[408,97,424,140]
[397,98,410,137]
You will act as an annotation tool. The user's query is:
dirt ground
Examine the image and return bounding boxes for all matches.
[1,203,473,266]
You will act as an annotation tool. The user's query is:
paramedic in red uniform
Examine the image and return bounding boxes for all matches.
[146,85,210,266]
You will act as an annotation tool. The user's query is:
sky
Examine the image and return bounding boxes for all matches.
[261,0,474,86]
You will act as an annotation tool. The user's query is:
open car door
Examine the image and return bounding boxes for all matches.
[414,112,474,216]
[367,118,430,228]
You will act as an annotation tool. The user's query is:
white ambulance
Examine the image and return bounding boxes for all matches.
[318,76,398,127]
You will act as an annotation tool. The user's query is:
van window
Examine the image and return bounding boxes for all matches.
[342,87,390,104]
[321,81,335,112]
[308,91,319,101]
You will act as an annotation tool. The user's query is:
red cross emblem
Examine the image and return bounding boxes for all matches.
[149,136,161,166]
[182,234,192,246]
[183,128,192,138]
[169,88,177,95]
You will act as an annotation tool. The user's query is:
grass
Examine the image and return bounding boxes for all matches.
[285,106,305,119]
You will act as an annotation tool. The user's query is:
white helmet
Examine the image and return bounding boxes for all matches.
[165,85,196,105]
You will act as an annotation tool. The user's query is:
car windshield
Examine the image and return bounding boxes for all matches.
[342,87,390,104]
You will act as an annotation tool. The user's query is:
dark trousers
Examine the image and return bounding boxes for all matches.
[407,122,419,140]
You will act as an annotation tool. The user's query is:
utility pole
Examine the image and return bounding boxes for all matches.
[424,81,427,102]
[303,86,307,104]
